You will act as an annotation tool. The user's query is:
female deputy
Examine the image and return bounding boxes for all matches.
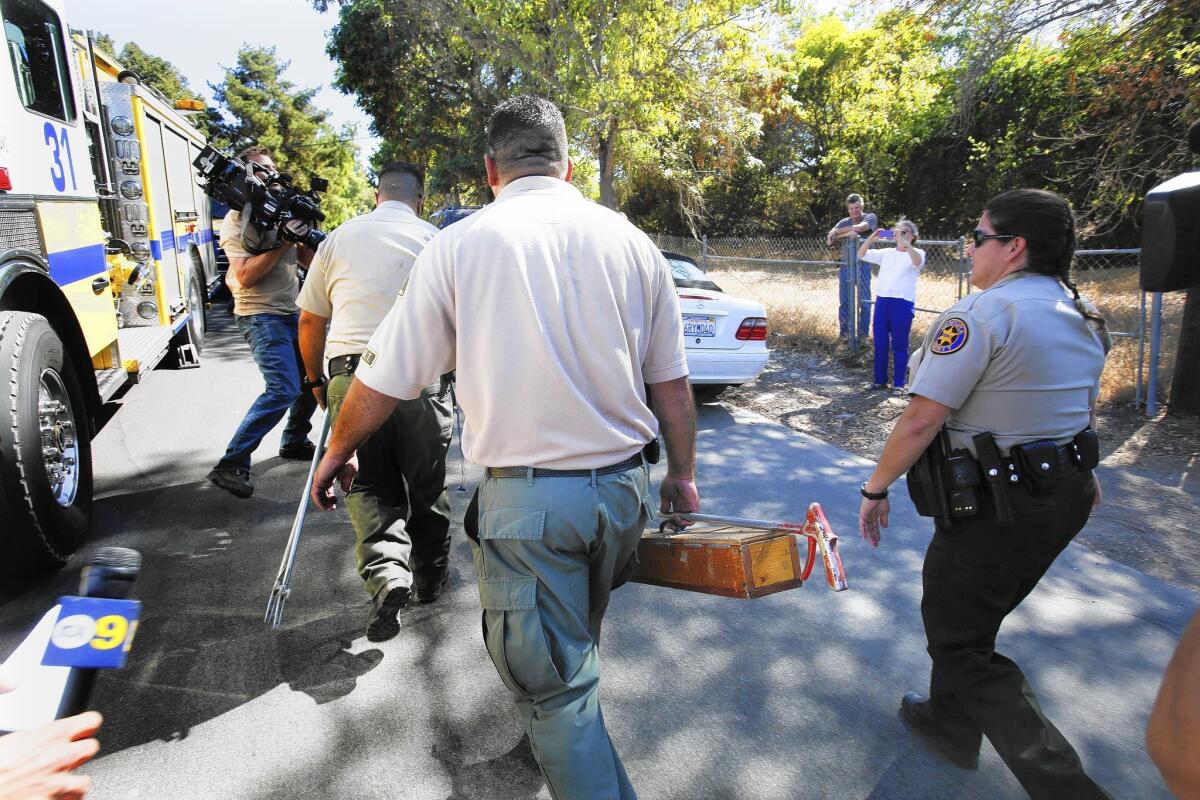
[859,219,925,390]
[857,189,1112,799]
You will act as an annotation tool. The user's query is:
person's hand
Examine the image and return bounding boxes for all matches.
[859,496,889,548]
[826,230,836,246]
[311,384,326,411]
[660,474,700,527]
[0,711,103,800]
[1092,473,1103,508]
[311,451,358,510]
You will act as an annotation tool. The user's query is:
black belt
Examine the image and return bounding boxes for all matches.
[328,353,360,378]
[486,453,643,478]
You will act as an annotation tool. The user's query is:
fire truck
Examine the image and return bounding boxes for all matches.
[0,0,216,573]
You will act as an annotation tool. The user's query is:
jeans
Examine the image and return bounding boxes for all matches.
[838,263,871,339]
[215,312,316,471]
[872,296,915,386]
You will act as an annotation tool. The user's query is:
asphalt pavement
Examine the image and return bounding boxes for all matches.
[0,308,1193,799]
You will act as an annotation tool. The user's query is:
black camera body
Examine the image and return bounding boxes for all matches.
[193,145,327,252]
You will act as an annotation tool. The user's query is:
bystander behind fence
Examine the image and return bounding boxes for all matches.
[651,233,1180,417]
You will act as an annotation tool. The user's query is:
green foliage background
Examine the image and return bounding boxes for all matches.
[97,0,1198,241]
[314,0,1196,244]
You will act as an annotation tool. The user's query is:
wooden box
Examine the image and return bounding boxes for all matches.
[631,524,804,599]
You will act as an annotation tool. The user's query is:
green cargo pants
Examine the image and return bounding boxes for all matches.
[326,373,453,601]
[465,462,653,800]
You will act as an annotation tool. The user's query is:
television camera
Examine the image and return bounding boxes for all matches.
[192,145,328,253]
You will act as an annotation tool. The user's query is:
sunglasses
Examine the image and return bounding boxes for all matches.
[972,229,1016,248]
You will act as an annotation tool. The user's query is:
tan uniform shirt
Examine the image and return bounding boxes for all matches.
[220,210,300,316]
[297,201,438,360]
[356,175,689,469]
[909,271,1107,456]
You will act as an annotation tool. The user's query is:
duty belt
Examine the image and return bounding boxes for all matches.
[328,353,360,378]
[486,453,643,478]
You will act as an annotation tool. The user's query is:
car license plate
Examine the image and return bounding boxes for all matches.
[684,315,715,337]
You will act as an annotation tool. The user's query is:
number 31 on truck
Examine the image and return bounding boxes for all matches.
[0,0,216,574]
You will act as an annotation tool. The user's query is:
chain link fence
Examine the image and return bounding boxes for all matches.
[650,233,1177,415]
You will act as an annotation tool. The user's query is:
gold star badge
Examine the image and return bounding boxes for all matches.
[930,317,969,355]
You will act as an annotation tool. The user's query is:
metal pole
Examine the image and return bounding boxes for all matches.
[701,234,709,270]
[846,237,859,353]
[1136,290,1147,411]
[1147,292,1163,418]
[265,412,332,628]
[957,236,966,299]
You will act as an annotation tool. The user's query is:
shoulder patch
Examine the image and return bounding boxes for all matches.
[362,348,377,367]
[930,318,969,355]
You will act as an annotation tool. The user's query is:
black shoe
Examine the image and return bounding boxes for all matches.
[899,692,980,770]
[279,440,316,461]
[415,575,449,604]
[207,466,253,498]
[366,586,410,642]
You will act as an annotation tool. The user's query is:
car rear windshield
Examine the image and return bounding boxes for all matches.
[666,255,721,292]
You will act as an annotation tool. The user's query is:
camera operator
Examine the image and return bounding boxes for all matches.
[296,162,453,641]
[207,146,319,499]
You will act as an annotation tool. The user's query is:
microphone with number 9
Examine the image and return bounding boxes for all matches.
[54,547,142,718]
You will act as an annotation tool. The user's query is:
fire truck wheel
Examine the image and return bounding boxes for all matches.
[186,267,206,354]
[0,311,93,574]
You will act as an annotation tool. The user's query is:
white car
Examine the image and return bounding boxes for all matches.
[662,251,769,400]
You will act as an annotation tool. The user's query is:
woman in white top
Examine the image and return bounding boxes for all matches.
[859,219,926,388]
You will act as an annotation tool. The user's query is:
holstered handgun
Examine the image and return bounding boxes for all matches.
[906,430,954,529]
[973,432,1015,524]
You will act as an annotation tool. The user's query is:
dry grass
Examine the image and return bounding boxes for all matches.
[707,263,1178,408]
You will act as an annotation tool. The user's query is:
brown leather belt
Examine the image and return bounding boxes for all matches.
[328,353,360,378]
[486,453,643,478]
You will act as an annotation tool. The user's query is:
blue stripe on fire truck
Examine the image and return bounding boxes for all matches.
[47,244,106,286]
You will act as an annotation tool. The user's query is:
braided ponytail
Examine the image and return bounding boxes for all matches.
[985,188,1111,352]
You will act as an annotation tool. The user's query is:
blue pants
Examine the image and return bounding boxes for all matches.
[873,296,915,387]
[839,263,871,339]
[466,464,653,800]
[216,312,316,471]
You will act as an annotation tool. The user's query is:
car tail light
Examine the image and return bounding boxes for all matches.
[0,167,11,192]
[677,294,709,301]
[735,317,768,341]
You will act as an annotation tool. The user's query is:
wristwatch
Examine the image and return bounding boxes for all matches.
[860,482,888,500]
[301,375,326,392]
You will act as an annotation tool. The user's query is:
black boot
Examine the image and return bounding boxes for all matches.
[899,692,981,770]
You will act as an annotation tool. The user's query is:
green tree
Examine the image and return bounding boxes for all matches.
[318,0,777,214]
[208,46,372,228]
[117,42,197,104]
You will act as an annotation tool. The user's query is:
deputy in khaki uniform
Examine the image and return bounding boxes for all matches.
[297,162,453,642]
[858,189,1112,799]
[310,96,700,800]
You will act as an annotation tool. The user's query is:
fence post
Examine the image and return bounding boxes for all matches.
[1136,290,1147,411]
[1147,292,1163,418]
[844,236,859,353]
[701,234,708,270]
[957,236,967,299]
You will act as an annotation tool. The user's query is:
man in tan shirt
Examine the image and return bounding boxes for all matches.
[297,162,452,642]
[310,96,699,800]
[207,146,317,498]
